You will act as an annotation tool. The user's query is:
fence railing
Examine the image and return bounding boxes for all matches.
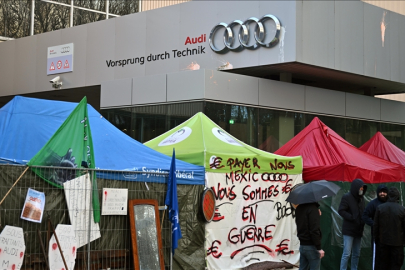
[0,164,205,270]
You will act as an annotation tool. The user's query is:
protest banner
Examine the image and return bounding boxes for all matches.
[48,224,77,270]
[0,226,25,270]
[64,174,101,248]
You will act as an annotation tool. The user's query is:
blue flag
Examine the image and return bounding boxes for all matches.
[165,149,182,254]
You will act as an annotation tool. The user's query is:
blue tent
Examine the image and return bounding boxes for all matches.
[0,96,205,185]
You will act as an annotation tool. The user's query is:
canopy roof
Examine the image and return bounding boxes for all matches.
[274,117,404,183]
[0,96,204,184]
[145,112,302,174]
[359,131,405,166]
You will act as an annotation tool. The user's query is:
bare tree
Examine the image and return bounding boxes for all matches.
[0,0,31,38]
[0,0,139,38]
[109,0,138,16]
[35,1,70,34]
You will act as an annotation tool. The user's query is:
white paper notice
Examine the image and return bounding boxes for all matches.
[48,224,77,270]
[64,173,101,248]
[0,226,25,270]
[101,188,128,215]
[20,188,45,223]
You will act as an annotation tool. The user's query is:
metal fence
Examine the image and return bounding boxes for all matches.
[0,164,205,270]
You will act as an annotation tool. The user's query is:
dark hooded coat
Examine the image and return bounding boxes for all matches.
[374,187,405,246]
[362,184,388,228]
[338,179,368,237]
[295,202,322,250]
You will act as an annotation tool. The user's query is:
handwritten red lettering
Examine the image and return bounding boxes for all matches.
[269,159,295,171]
[228,224,275,244]
[275,239,294,255]
[210,157,225,169]
[207,240,222,258]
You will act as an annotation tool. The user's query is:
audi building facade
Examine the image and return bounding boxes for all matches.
[1,0,405,153]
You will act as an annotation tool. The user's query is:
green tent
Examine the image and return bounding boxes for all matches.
[146,112,304,269]
[145,112,302,175]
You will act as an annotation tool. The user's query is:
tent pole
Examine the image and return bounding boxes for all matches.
[48,216,69,270]
[170,231,173,270]
[87,172,93,270]
[0,166,29,205]
[161,208,166,231]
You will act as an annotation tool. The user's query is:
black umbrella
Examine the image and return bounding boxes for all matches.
[286,180,340,205]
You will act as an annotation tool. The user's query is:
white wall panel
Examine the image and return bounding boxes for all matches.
[101,78,132,108]
[0,40,16,95]
[167,70,205,102]
[259,79,305,111]
[381,98,405,124]
[204,70,258,105]
[132,74,167,105]
[305,86,345,116]
[346,93,380,120]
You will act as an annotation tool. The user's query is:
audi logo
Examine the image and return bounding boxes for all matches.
[209,14,281,54]
[61,46,70,53]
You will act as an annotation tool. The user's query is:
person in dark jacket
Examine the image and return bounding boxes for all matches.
[362,184,388,269]
[373,187,405,270]
[294,202,324,270]
[338,178,367,270]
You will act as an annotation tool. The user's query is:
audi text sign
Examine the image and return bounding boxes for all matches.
[47,43,74,75]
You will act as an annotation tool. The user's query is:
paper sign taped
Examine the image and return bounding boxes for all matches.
[0,226,25,270]
[48,224,77,270]
[20,188,45,223]
[102,188,128,215]
[64,173,101,248]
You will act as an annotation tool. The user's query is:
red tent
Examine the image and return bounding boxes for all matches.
[274,117,404,183]
[359,131,405,166]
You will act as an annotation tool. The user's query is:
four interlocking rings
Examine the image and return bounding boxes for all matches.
[61,46,70,53]
[209,14,281,54]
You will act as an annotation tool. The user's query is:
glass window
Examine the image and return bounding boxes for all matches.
[130,102,203,143]
[204,102,258,147]
[345,119,378,148]
[133,113,166,143]
[74,8,105,26]
[379,122,405,150]
[34,1,70,34]
[102,101,405,152]
[258,109,304,153]
[74,0,106,12]
[101,108,132,136]
[109,0,139,16]
[0,0,31,38]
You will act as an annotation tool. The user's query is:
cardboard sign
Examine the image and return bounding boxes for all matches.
[48,224,77,270]
[64,174,101,248]
[20,188,45,223]
[102,188,128,215]
[0,226,25,270]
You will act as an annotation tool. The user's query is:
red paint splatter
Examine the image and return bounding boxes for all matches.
[19,252,24,258]
[11,264,15,270]
[52,243,58,250]
[61,268,65,270]
[0,248,2,254]
[72,246,76,254]
[104,191,108,201]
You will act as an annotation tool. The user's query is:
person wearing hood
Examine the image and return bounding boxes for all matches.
[373,187,405,270]
[338,178,367,270]
[362,184,388,269]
